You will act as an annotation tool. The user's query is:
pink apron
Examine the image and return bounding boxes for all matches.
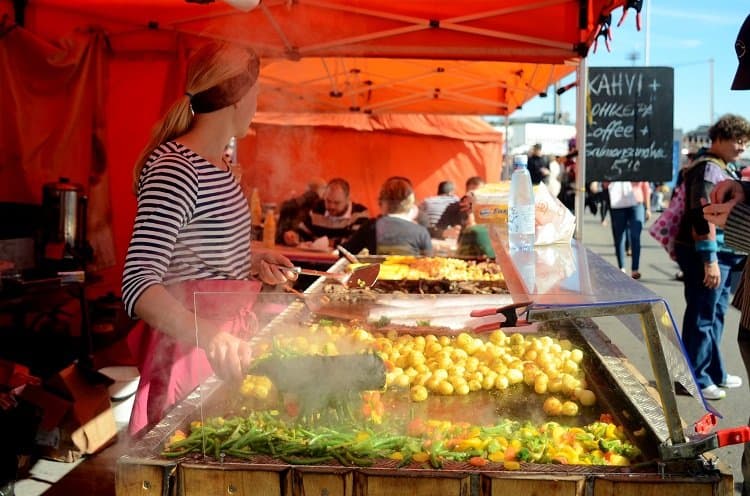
[127,279,261,436]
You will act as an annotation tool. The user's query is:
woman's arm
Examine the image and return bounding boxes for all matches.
[133,284,253,381]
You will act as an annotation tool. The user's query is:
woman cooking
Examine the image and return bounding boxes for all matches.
[122,41,293,435]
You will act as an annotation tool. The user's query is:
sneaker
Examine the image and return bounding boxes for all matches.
[701,384,726,400]
[719,374,743,388]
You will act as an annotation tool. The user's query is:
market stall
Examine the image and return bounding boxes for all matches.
[114,238,736,496]
[0,0,628,291]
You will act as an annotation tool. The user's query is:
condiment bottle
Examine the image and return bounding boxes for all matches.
[250,188,263,227]
[263,207,276,248]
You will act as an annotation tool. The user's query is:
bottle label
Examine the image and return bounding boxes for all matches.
[508,205,535,234]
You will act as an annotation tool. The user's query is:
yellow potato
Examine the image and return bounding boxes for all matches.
[570,348,584,364]
[494,375,510,390]
[437,381,454,395]
[455,383,470,395]
[561,401,579,416]
[543,396,563,416]
[394,373,411,389]
[534,374,549,394]
[410,385,428,402]
[506,368,524,384]
[575,389,597,406]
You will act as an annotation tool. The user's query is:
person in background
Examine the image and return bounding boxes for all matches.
[652,182,666,213]
[675,113,750,401]
[276,177,326,244]
[343,176,432,256]
[282,177,369,247]
[606,181,651,279]
[455,199,495,259]
[701,18,750,492]
[559,140,577,211]
[527,143,549,185]
[419,180,459,229]
[122,41,293,436]
[588,181,610,226]
[546,155,562,199]
[435,176,486,236]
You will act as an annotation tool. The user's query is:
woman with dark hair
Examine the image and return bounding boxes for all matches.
[675,113,750,400]
[122,41,293,435]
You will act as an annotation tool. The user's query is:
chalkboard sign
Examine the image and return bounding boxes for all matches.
[585,66,674,182]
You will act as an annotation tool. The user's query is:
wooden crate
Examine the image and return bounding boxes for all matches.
[355,470,470,496]
[178,463,290,496]
[115,456,174,496]
[591,473,732,496]
[482,473,584,496]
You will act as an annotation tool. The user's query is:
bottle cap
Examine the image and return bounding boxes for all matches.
[512,154,528,168]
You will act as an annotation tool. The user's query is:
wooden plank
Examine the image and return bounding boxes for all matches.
[483,474,584,496]
[115,462,171,496]
[178,465,290,496]
[592,478,727,496]
[355,473,470,496]
[294,469,354,496]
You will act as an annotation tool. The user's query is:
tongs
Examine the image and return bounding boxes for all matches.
[659,412,750,460]
[278,263,381,289]
[469,300,533,333]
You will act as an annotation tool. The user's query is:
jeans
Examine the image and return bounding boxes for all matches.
[610,204,644,271]
[675,245,743,388]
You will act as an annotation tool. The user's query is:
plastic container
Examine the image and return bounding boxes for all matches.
[508,154,535,252]
[471,182,510,225]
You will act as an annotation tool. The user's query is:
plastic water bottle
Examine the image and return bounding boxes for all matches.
[508,154,535,252]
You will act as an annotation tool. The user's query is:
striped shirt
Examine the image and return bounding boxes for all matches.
[419,195,459,227]
[727,183,750,330]
[122,142,252,318]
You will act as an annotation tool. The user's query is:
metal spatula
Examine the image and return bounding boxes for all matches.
[280,263,381,289]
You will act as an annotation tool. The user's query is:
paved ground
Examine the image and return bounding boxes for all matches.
[577,208,746,494]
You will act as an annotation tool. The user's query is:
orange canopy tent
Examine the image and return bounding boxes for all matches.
[0,0,626,290]
[245,112,504,213]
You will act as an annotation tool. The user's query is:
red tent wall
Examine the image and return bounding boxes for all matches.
[240,113,503,213]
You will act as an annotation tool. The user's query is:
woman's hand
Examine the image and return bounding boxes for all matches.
[703,261,721,289]
[199,325,253,382]
[709,179,744,205]
[252,251,295,285]
[703,180,744,228]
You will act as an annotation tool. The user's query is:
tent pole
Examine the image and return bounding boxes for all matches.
[503,115,510,181]
[574,58,588,241]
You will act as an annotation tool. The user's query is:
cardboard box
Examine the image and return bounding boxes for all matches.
[21,363,117,462]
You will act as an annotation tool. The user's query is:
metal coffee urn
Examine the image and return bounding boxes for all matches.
[40,177,89,269]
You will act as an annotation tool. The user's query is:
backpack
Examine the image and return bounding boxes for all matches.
[648,182,685,261]
[648,155,727,260]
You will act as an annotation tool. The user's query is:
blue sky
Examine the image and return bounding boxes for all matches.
[514,1,750,133]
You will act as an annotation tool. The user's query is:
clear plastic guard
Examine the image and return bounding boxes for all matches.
[180,284,668,465]
[489,225,714,440]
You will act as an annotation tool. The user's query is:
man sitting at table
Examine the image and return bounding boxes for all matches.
[433,175,486,237]
[419,180,459,229]
[281,177,369,247]
[276,177,327,244]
